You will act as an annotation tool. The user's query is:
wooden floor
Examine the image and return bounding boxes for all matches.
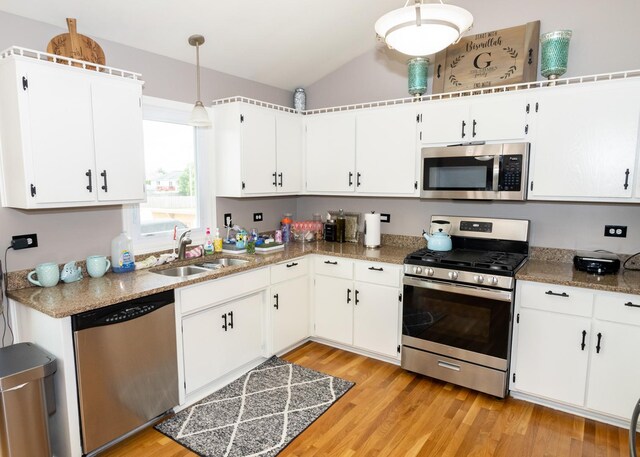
[103,342,636,456]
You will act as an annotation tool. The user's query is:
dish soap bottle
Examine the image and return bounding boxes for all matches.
[204,227,214,255]
[214,228,223,253]
[111,232,135,273]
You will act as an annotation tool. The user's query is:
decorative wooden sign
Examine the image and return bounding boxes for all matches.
[432,21,540,94]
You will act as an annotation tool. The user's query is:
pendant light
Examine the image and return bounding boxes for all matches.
[375,0,473,57]
[188,34,211,127]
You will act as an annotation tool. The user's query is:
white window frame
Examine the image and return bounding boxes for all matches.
[123,96,215,254]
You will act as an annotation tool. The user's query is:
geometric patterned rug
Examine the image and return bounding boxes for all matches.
[155,356,354,457]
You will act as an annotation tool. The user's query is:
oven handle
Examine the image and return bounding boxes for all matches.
[492,155,500,192]
[403,276,512,302]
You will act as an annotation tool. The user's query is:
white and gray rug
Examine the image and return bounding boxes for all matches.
[155,356,354,457]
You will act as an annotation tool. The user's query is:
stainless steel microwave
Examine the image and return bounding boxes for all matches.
[420,143,530,200]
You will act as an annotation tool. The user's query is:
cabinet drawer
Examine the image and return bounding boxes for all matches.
[594,292,640,326]
[354,261,401,287]
[314,256,353,279]
[178,268,269,315]
[271,257,309,284]
[518,281,593,317]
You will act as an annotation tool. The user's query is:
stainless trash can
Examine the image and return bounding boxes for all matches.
[0,342,57,457]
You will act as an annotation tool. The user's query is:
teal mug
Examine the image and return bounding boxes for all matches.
[27,262,60,288]
[86,255,111,278]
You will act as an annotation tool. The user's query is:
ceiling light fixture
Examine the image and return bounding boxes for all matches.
[375,0,473,57]
[188,34,211,127]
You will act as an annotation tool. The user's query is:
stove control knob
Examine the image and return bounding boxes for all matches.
[413,266,423,274]
[473,275,484,284]
[488,276,499,286]
[426,268,435,277]
[448,271,458,280]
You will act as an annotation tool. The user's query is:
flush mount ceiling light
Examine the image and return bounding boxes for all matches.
[375,0,473,56]
[188,34,211,127]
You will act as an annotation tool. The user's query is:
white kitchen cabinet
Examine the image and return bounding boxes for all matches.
[0,54,145,208]
[305,112,356,193]
[527,79,640,201]
[418,93,529,145]
[511,280,640,423]
[270,258,310,353]
[313,256,401,359]
[512,307,591,406]
[182,292,264,395]
[355,105,419,196]
[314,274,354,346]
[305,107,419,196]
[214,101,302,196]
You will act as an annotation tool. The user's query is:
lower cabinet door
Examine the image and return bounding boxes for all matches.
[182,302,232,394]
[513,308,590,406]
[314,275,353,345]
[586,320,640,419]
[272,276,310,354]
[353,282,399,358]
[182,292,264,395]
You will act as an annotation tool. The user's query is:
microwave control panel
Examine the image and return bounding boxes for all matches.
[499,155,523,191]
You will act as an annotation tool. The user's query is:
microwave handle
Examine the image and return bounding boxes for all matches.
[492,155,500,192]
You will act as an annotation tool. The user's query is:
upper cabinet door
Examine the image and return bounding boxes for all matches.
[241,105,277,194]
[419,99,468,144]
[355,106,418,195]
[305,112,356,193]
[528,81,640,200]
[275,111,303,193]
[24,61,96,204]
[469,95,528,142]
[92,78,145,202]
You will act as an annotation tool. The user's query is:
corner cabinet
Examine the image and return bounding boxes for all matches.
[313,255,402,360]
[0,52,146,208]
[214,101,303,196]
[305,105,419,196]
[511,280,640,424]
[527,79,640,202]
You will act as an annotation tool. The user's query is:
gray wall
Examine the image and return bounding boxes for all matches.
[296,197,640,254]
[307,0,640,108]
[0,11,292,271]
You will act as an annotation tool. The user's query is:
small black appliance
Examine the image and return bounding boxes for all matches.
[573,250,620,275]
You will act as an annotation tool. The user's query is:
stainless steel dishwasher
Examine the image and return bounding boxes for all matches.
[72,290,178,456]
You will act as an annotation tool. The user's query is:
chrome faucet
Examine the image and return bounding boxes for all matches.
[177,230,192,260]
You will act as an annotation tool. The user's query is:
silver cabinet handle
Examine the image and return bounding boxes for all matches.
[437,361,461,371]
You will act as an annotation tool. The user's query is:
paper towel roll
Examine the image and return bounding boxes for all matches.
[364,212,381,248]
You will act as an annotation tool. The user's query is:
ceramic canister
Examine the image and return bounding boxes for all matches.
[86,255,111,278]
[27,262,60,287]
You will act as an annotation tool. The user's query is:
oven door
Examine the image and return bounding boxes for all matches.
[421,144,501,199]
[402,276,513,370]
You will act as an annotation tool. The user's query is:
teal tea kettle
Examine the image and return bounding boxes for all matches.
[423,220,452,251]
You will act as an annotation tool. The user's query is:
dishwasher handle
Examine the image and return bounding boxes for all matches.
[72,290,175,331]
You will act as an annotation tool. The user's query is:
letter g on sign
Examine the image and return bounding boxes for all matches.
[473,52,492,69]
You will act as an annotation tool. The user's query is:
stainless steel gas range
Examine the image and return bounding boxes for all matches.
[401,216,529,398]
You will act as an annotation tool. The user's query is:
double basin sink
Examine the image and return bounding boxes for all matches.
[152,257,250,278]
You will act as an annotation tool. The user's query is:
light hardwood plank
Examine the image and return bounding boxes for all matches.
[103,342,636,457]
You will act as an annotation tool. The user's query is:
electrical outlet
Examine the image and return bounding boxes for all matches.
[253,212,263,222]
[604,225,627,238]
[224,213,233,228]
[380,213,391,223]
[11,233,38,249]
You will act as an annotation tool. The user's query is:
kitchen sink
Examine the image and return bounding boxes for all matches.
[152,265,212,278]
[197,258,249,267]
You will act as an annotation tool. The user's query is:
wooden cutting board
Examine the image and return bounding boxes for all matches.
[47,18,105,69]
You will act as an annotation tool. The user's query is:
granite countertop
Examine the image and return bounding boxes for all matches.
[7,241,415,319]
[516,259,640,295]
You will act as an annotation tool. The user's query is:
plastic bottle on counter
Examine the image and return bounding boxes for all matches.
[336,209,346,243]
[111,232,135,273]
[214,228,223,253]
[281,213,293,243]
[204,227,214,255]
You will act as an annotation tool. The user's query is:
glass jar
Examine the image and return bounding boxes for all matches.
[281,213,293,243]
